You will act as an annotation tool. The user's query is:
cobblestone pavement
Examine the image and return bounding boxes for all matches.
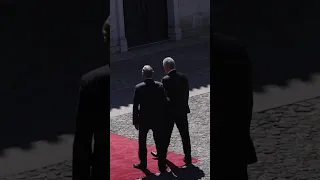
[248,97,320,180]
[3,96,320,179]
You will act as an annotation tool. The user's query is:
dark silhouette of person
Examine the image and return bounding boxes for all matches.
[132,65,168,173]
[72,17,110,180]
[211,32,257,179]
[150,57,192,165]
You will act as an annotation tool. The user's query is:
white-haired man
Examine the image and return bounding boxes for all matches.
[151,57,192,165]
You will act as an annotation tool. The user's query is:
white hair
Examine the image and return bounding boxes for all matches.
[162,57,175,70]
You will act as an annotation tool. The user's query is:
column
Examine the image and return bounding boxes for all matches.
[110,0,119,54]
[115,0,128,52]
[167,0,182,40]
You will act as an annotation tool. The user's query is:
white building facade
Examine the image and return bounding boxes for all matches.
[110,0,209,54]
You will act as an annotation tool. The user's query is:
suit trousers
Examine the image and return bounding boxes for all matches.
[138,125,166,170]
[165,114,191,157]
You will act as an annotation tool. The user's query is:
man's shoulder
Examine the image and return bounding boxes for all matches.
[176,71,187,78]
[162,72,187,82]
[135,82,146,89]
[174,72,188,82]
[162,75,169,81]
[81,65,110,84]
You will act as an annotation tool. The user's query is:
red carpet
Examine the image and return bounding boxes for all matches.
[110,133,199,180]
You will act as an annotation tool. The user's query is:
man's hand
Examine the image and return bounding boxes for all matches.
[134,124,139,130]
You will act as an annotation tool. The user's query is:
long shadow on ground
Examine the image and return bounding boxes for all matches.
[0,1,108,153]
[137,161,205,180]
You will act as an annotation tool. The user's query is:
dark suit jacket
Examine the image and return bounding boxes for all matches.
[133,79,167,127]
[161,70,190,116]
[72,65,110,180]
[211,33,257,165]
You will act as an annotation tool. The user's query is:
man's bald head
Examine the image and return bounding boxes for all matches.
[162,57,175,73]
[142,65,153,78]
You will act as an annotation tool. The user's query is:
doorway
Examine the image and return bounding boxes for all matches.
[123,0,168,48]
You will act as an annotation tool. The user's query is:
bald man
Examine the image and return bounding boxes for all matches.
[132,65,168,173]
[72,16,110,180]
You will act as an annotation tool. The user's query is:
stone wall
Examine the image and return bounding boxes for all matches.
[110,0,209,54]
[179,0,210,37]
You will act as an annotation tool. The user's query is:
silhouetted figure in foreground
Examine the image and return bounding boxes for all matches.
[133,65,168,174]
[211,33,257,179]
[151,57,192,165]
[72,17,110,180]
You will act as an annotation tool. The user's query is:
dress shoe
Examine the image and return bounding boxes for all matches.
[133,163,147,169]
[150,151,158,157]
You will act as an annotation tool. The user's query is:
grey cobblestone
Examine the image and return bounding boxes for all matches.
[0,161,72,180]
[248,96,320,180]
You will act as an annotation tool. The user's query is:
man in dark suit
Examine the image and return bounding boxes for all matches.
[151,57,192,165]
[211,32,257,179]
[72,17,110,180]
[133,65,168,173]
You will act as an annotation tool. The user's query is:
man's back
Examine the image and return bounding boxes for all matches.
[79,65,110,116]
[133,79,167,125]
[212,33,253,116]
[211,33,256,165]
[73,65,110,180]
[162,70,190,115]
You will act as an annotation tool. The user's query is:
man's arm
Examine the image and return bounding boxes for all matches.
[161,78,170,102]
[72,79,94,180]
[159,83,169,104]
[133,86,140,125]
